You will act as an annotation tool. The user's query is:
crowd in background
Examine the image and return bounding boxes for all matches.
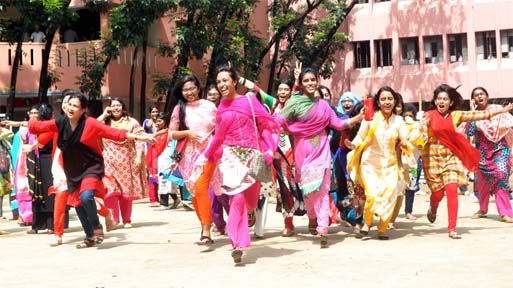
[1,63,513,264]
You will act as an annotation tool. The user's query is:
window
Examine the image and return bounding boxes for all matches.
[424,36,443,64]
[400,37,419,65]
[353,41,371,68]
[375,39,392,67]
[448,33,468,62]
[375,0,390,2]
[476,31,497,60]
[500,30,513,59]
[356,0,368,3]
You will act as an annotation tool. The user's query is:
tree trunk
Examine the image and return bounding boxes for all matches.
[128,46,139,115]
[139,37,148,122]
[266,38,281,95]
[9,37,23,118]
[38,29,56,103]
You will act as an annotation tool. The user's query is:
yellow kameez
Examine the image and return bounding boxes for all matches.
[347,112,411,233]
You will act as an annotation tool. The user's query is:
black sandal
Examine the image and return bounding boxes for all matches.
[197,230,214,245]
[76,238,96,249]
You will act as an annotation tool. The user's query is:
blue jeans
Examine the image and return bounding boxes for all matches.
[75,190,100,238]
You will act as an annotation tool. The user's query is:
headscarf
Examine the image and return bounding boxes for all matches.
[337,91,361,116]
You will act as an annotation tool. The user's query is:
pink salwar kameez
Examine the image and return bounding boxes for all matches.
[14,127,33,224]
[203,94,279,249]
[275,97,351,235]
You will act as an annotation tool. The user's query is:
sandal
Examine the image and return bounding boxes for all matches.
[231,248,243,264]
[49,236,63,247]
[501,216,513,223]
[320,234,328,248]
[472,210,487,219]
[427,207,437,223]
[378,233,390,240]
[282,228,294,237]
[405,213,417,220]
[212,227,226,236]
[197,230,214,245]
[76,237,96,249]
[448,231,461,239]
[94,225,104,244]
[26,229,38,234]
[308,218,318,235]
[360,225,371,240]
[105,213,116,232]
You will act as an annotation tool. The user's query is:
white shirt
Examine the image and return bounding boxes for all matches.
[30,31,45,43]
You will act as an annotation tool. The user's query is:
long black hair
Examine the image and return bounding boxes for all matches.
[431,84,463,111]
[170,74,202,131]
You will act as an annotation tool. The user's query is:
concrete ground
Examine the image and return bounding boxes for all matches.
[1,189,513,288]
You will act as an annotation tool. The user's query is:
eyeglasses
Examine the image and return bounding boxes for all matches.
[111,104,123,107]
[182,87,197,94]
[207,92,220,97]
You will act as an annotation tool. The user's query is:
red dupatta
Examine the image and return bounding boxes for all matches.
[428,110,480,171]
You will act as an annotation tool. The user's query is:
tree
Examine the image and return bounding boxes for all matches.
[30,0,76,103]
[108,0,177,118]
[75,42,107,117]
[164,0,262,112]
[263,0,350,94]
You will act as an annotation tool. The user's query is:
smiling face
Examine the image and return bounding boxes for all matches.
[206,87,220,103]
[66,98,85,122]
[277,83,291,104]
[155,118,166,130]
[182,81,200,102]
[216,71,237,99]
[109,100,124,120]
[61,95,70,114]
[434,92,453,116]
[150,107,159,120]
[301,72,318,97]
[377,91,396,118]
[472,88,489,110]
[321,88,331,101]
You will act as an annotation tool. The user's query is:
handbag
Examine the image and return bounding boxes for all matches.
[246,95,273,183]
[171,138,188,163]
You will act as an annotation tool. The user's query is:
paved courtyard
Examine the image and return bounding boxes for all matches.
[1,190,513,288]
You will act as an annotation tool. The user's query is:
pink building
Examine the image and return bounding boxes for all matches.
[0,0,270,119]
[330,0,513,105]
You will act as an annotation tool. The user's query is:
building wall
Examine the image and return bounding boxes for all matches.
[331,0,513,105]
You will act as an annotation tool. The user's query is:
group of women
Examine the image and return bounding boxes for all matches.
[2,63,513,264]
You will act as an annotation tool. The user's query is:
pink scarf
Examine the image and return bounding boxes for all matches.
[475,104,513,143]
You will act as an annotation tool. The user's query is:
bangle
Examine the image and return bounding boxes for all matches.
[135,135,138,140]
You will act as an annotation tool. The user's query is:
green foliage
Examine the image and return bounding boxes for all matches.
[76,42,107,100]
[267,0,349,82]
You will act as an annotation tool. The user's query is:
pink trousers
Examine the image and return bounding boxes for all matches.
[105,196,133,224]
[227,182,259,249]
[304,172,331,235]
[476,170,513,217]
